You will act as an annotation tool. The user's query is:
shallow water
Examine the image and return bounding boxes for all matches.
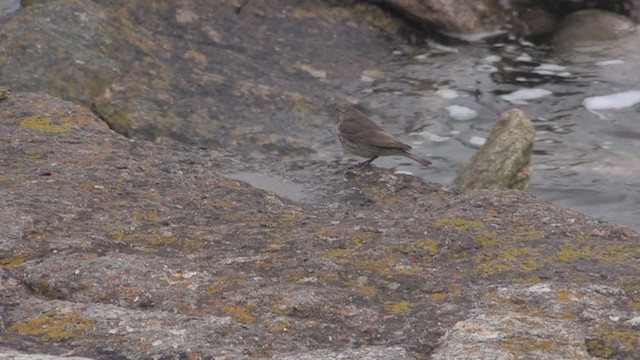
[340,35,640,229]
[226,171,314,202]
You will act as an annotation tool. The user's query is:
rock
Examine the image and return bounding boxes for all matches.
[551,9,640,85]
[553,9,638,44]
[0,349,92,360]
[433,312,593,360]
[277,346,412,359]
[0,0,403,157]
[1,92,638,359]
[0,0,19,22]
[516,6,559,36]
[453,109,534,190]
[365,0,509,36]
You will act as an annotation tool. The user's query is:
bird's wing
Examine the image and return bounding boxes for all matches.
[354,129,412,150]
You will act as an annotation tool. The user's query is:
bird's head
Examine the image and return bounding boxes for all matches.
[325,97,356,115]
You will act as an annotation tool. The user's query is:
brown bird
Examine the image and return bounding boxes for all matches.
[336,102,432,167]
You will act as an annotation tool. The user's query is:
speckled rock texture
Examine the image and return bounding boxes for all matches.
[1,92,638,359]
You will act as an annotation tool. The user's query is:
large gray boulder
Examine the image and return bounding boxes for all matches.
[1,91,638,359]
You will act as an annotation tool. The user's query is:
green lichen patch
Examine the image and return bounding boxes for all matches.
[20,116,72,133]
[556,244,593,262]
[502,336,554,353]
[434,218,484,232]
[24,149,45,159]
[474,247,541,277]
[346,280,377,297]
[270,320,292,333]
[110,229,178,246]
[415,238,439,256]
[585,338,613,358]
[325,248,352,259]
[145,234,178,245]
[9,308,95,340]
[350,231,375,247]
[473,229,500,247]
[110,229,133,242]
[430,285,463,301]
[592,329,640,353]
[555,288,585,302]
[0,255,27,269]
[556,243,639,263]
[223,304,257,324]
[33,281,63,300]
[357,257,397,276]
[515,230,545,238]
[384,301,411,313]
[132,209,161,221]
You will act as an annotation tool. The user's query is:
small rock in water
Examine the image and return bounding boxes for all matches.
[446,105,478,121]
[454,109,534,190]
[501,88,552,104]
[515,53,533,62]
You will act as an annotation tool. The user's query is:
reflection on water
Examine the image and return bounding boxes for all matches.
[338,30,640,229]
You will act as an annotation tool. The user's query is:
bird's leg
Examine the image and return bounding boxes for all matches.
[358,156,378,166]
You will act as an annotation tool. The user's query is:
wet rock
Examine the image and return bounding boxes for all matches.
[365,0,509,36]
[453,109,534,190]
[553,9,638,44]
[1,92,638,359]
[551,9,640,85]
[516,5,560,36]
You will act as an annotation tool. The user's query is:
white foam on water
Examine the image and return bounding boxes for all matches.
[535,63,567,72]
[439,29,507,42]
[394,170,414,175]
[483,55,501,63]
[413,130,451,143]
[445,105,478,121]
[533,69,555,76]
[583,90,640,111]
[501,88,552,104]
[595,59,625,66]
[515,53,532,62]
[469,136,486,147]
[476,64,498,73]
[436,89,459,99]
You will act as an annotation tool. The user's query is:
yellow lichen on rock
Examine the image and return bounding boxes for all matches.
[9,308,95,340]
[415,238,439,256]
[20,116,71,133]
[384,301,411,312]
[0,255,26,269]
[223,304,257,324]
[435,218,485,232]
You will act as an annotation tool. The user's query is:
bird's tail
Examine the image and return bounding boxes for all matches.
[404,150,432,167]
